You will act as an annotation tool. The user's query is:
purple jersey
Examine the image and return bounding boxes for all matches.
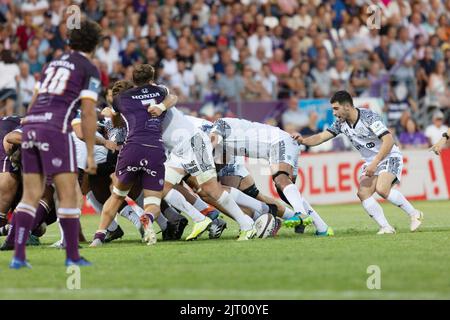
[25,51,101,133]
[111,84,168,149]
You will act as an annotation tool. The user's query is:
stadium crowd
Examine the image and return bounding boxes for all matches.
[0,0,449,151]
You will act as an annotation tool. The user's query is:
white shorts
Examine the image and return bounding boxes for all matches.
[165,131,216,178]
[218,162,250,178]
[360,155,403,183]
[269,137,301,169]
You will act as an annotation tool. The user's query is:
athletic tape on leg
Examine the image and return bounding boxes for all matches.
[113,186,130,197]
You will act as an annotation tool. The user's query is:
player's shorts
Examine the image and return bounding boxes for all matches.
[360,155,403,183]
[21,126,78,176]
[115,143,165,191]
[165,131,216,182]
[217,162,249,178]
[0,155,18,174]
[269,137,301,169]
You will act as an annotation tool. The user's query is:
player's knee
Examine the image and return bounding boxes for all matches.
[242,184,260,198]
[272,171,292,189]
[376,188,390,199]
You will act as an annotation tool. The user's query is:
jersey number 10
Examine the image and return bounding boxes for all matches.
[39,67,71,95]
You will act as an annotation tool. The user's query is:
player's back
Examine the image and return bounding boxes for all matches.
[25,51,100,133]
[162,107,198,152]
[113,84,167,148]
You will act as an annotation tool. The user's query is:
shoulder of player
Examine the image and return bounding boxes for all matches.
[358,108,381,126]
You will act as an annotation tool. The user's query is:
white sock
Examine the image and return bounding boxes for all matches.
[387,189,416,217]
[57,218,65,244]
[119,205,142,229]
[217,191,254,231]
[303,199,328,233]
[107,216,118,232]
[156,214,168,231]
[282,184,307,215]
[165,189,205,223]
[86,191,103,214]
[282,207,295,219]
[229,187,266,217]
[362,197,390,227]
[193,197,209,212]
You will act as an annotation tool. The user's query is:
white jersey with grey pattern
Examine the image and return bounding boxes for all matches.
[103,117,127,144]
[327,108,401,163]
[210,118,291,161]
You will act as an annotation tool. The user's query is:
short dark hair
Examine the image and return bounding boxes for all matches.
[68,19,102,54]
[330,90,354,107]
[132,64,155,86]
[112,80,134,98]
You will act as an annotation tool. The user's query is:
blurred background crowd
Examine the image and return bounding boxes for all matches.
[0,0,449,152]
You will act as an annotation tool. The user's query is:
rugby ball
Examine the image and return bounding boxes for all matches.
[254,214,276,238]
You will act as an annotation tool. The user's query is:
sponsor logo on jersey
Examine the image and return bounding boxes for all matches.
[52,158,62,167]
[21,140,50,151]
[126,164,157,176]
[25,112,53,122]
[131,92,161,100]
[366,142,375,148]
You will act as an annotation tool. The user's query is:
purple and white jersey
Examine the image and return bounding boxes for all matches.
[0,116,21,159]
[25,51,101,133]
[111,84,168,149]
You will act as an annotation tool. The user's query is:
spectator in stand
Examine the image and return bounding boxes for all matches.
[20,0,49,27]
[119,39,141,68]
[398,118,429,149]
[96,36,120,75]
[216,63,244,102]
[282,66,307,99]
[255,63,278,100]
[281,95,308,134]
[17,61,35,113]
[170,60,195,102]
[248,25,273,59]
[311,57,331,98]
[330,57,351,93]
[299,111,320,152]
[425,110,449,146]
[241,66,270,101]
[16,13,35,52]
[426,61,450,108]
[0,50,19,116]
[269,48,289,80]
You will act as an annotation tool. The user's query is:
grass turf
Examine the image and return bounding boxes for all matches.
[0,200,449,300]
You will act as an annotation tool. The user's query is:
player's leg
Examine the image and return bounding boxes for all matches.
[53,172,91,265]
[139,189,162,245]
[173,183,220,219]
[357,175,394,234]
[375,172,423,231]
[10,173,45,268]
[90,179,132,246]
[163,166,213,240]
[0,172,19,226]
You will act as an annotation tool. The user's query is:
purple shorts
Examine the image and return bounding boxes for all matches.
[115,143,165,192]
[21,126,78,176]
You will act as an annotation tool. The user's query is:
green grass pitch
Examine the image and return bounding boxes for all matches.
[0,200,449,300]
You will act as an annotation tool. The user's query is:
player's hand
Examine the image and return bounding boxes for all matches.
[430,141,445,155]
[147,105,163,117]
[364,162,377,177]
[291,132,304,144]
[85,155,97,175]
[103,140,119,153]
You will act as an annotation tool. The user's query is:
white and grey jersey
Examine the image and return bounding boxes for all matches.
[103,117,127,144]
[161,107,202,153]
[327,108,401,163]
[210,118,291,161]
[185,115,213,133]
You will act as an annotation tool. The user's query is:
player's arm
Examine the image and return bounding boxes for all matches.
[3,130,22,155]
[80,98,98,174]
[209,132,222,149]
[147,94,178,117]
[292,130,335,146]
[430,128,450,155]
[101,106,123,128]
